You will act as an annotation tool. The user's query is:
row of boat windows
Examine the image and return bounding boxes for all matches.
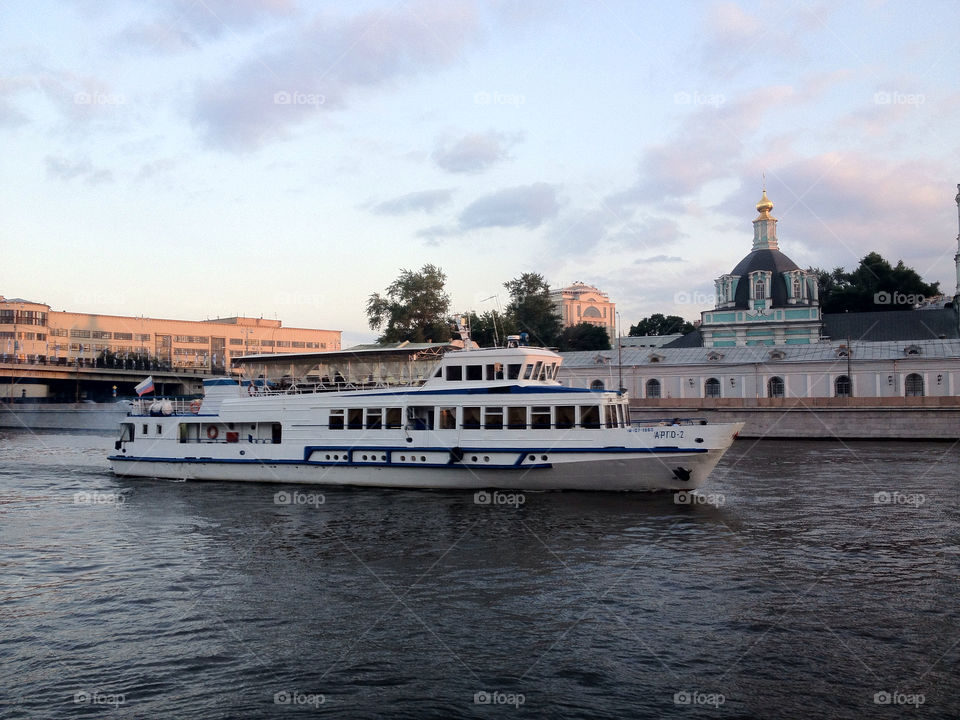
[329,404,628,431]
[436,360,558,382]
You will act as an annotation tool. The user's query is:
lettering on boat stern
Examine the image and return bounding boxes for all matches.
[672,467,692,482]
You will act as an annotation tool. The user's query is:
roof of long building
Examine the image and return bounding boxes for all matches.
[562,337,960,368]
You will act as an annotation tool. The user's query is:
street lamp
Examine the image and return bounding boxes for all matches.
[616,311,624,394]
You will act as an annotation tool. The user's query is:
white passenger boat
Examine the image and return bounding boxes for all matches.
[109,341,742,491]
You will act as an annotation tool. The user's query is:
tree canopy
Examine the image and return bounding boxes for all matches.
[366,264,452,343]
[810,252,940,313]
[503,272,562,347]
[558,322,611,351]
[628,313,695,336]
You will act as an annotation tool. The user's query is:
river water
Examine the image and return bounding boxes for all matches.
[1,430,958,719]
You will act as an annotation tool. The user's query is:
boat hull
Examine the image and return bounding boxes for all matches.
[108,447,731,491]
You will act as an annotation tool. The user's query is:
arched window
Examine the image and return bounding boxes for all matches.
[755,278,766,299]
[793,278,801,298]
[704,377,721,398]
[767,376,785,398]
[590,379,605,391]
[905,373,924,397]
[835,375,851,398]
[645,379,661,399]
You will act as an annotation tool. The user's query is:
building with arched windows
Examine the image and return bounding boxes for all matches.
[550,282,616,341]
[701,189,822,346]
[556,186,960,438]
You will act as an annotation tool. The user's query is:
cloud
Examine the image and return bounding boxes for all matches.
[192,1,480,150]
[432,130,521,173]
[718,153,955,281]
[638,255,684,263]
[372,188,454,215]
[45,155,113,184]
[118,0,294,52]
[458,182,560,230]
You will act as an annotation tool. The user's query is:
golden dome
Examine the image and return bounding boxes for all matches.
[756,188,774,215]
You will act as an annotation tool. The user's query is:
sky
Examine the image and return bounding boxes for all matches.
[1,0,958,346]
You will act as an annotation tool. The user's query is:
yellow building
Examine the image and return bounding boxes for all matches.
[0,296,341,371]
[550,282,616,341]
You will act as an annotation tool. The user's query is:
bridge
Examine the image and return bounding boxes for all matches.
[0,360,213,402]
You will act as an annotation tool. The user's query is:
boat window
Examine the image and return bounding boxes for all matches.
[507,406,527,429]
[604,405,617,429]
[617,404,627,427]
[272,423,282,444]
[446,366,463,381]
[385,408,402,429]
[434,368,442,378]
[462,406,481,429]
[545,364,555,380]
[533,361,543,381]
[437,407,456,430]
[555,406,575,429]
[579,406,601,429]
[531,407,551,429]
[329,409,344,430]
[156,424,163,435]
[119,423,134,442]
[348,408,363,429]
[366,408,383,429]
[484,406,504,430]
[466,365,482,381]
[507,364,521,380]
[522,364,534,380]
[407,406,434,431]
[486,363,504,380]
[142,423,148,435]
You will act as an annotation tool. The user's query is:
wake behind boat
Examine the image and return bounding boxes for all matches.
[109,340,742,491]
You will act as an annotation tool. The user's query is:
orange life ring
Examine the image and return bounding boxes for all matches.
[190,400,202,414]
[207,426,219,440]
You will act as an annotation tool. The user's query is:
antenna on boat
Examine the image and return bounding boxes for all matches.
[455,315,475,349]
[479,294,502,347]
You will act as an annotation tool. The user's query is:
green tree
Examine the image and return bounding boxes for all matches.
[812,253,940,313]
[503,272,562,347]
[628,313,694,336]
[367,264,452,343]
[558,323,611,351]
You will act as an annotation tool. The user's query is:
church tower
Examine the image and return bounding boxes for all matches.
[700,187,822,347]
